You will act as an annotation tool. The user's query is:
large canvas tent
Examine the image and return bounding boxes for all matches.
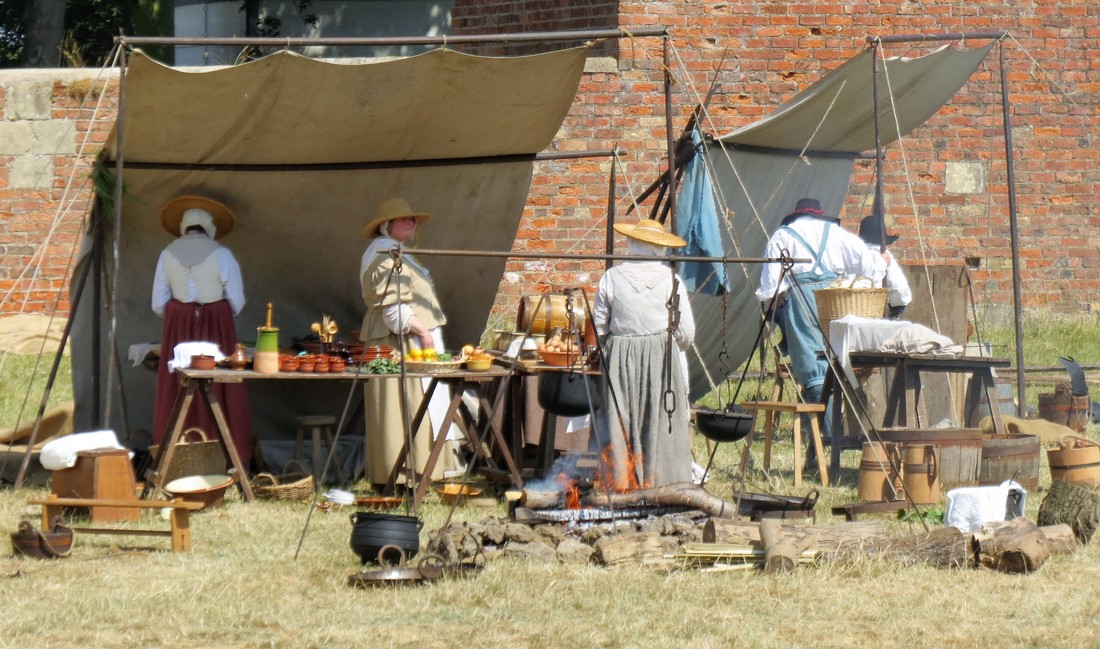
[681,39,1001,401]
[72,46,590,439]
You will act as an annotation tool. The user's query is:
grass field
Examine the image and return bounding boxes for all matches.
[1,310,1098,648]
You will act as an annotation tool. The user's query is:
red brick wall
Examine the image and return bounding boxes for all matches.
[2,0,1098,323]
[0,77,116,316]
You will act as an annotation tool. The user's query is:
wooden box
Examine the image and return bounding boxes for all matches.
[50,448,140,522]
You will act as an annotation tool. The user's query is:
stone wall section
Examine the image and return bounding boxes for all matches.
[1,1,1098,321]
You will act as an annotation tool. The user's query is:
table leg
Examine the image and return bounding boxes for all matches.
[976,369,1007,435]
[411,381,466,511]
[144,381,197,499]
[792,416,802,489]
[474,389,524,487]
[822,371,843,479]
[762,410,775,472]
[383,378,438,495]
[200,380,254,501]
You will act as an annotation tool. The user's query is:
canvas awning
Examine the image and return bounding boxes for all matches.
[75,47,588,436]
[683,42,996,400]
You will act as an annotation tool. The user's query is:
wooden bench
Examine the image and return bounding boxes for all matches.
[27,495,205,552]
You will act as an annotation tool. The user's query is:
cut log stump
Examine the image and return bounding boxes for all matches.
[1037,479,1100,544]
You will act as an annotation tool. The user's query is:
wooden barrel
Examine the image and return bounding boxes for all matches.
[1038,384,1092,433]
[1046,436,1100,488]
[516,294,589,337]
[979,433,1041,491]
[901,444,940,504]
[878,428,982,490]
[858,442,902,502]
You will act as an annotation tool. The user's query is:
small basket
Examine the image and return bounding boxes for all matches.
[251,468,315,502]
[814,287,889,335]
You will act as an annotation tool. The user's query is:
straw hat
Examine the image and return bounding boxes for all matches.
[160,195,235,239]
[613,219,686,248]
[361,197,433,237]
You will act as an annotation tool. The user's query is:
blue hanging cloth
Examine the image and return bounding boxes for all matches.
[676,129,729,295]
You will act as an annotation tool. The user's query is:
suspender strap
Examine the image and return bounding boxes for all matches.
[781,223,832,275]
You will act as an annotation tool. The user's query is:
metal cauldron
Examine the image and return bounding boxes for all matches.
[537,371,602,417]
[695,406,754,443]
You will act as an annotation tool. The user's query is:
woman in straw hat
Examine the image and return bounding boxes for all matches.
[151,195,252,464]
[358,197,459,488]
[593,219,696,488]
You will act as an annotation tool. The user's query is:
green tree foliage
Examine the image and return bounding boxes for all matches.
[0,0,137,68]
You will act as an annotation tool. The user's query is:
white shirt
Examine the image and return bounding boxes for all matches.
[593,261,695,350]
[152,243,245,317]
[870,244,913,308]
[755,218,886,302]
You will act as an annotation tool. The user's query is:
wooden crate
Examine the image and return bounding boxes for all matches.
[50,449,139,522]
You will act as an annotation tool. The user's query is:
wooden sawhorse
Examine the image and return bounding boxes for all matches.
[385,372,524,510]
[739,401,829,489]
[27,495,205,552]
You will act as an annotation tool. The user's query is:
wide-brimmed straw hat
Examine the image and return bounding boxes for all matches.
[361,197,433,237]
[613,219,686,248]
[160,195,235,239]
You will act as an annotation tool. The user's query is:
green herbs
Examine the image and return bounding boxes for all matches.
[360,359,401,374]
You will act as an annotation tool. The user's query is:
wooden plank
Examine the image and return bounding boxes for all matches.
[27,497,203,510]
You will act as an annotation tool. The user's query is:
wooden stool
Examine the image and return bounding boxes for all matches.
[738,401,829,489]
[50,449,139,522]
[293,415,339,484]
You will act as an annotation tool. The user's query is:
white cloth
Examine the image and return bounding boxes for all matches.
[828,315,964,386]
[127,342,161,367]
[945,480,1027,533]
[151,234,246,316]
[167,341,226,372]
[756,218,886,302]
[867,244,913,308]
[39,430,126,470]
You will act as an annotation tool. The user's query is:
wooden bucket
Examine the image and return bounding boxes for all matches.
[979,433,1041,491]
[1038,383,1092,433]
[1046,435,1100,488]
[858,442,902,502]
[901,443,940,504]
[516,294,588,337]
[878,428,982,490]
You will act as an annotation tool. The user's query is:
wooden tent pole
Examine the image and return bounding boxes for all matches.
[999,41,1026,415]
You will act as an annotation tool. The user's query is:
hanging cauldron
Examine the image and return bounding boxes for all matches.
[349,512,422,564]
[695,405,754,443]
[537,371,602,417]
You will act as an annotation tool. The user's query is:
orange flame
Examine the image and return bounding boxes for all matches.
[555,472,582,509]
[597,445,648,493]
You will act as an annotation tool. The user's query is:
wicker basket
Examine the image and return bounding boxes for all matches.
[250,470,314,502]
[404,360,464,375]
[147,428,227,484]
[814,287,889,335]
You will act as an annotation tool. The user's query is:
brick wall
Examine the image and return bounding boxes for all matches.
[1,0,1098,323]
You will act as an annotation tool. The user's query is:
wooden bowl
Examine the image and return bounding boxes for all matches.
[164,474,234,510]
[434,483,483,504]
[538,349,581,367]
[465,358,493,372]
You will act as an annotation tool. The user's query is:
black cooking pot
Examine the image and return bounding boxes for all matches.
[695,407,754,443]
[349,512,423,564]
[537,371,602,417]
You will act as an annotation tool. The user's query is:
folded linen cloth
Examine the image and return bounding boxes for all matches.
[945,480,1027,533]
[168,341,226,372]
[39,429,126,470]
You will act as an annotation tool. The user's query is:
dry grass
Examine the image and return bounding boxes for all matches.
[3,432,1100,649]
[3,311,1100,648]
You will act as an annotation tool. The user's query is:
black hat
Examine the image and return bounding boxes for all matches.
[780,197,838,226]
[858,215,899,245]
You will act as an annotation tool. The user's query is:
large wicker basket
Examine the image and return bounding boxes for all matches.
[814,287,889,335]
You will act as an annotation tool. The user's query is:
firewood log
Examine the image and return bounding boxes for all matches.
[759,519,818,574]
[972,517,1052,573]
[582,482,739,518]
[703,519,886,554]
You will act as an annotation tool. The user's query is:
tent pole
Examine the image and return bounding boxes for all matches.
[663,36,677,232]
[91,199,102,425]
[870,40,886,254]
[605,155,616,272]
[999,42,1025,415]
[12,227,96,488]
[102,47,129,429]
